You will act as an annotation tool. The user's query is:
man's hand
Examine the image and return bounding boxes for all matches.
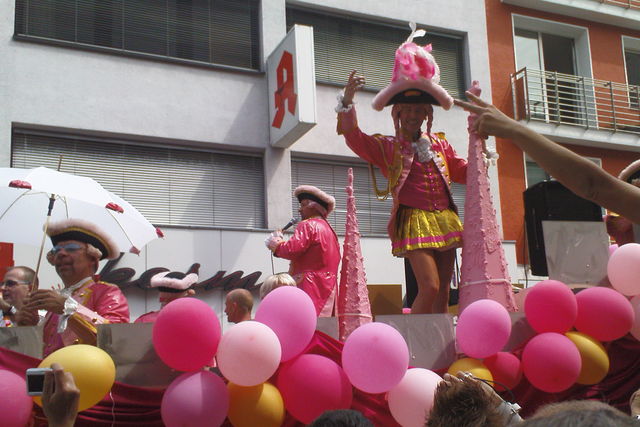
[454,92,522,140]
[342,70,366,107]
[265,230,284,251]
[23,290,66,315]
[0,294,11,312]
[15,303,39,326]
[42,363,80,427]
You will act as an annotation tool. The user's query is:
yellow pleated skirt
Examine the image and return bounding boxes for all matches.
[391,205,463,257]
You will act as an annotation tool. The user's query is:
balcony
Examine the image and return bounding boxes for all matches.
[596,0,640,9]
[512,67,640,139]
[502,0,640,30]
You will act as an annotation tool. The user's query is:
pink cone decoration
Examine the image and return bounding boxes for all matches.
[459,82,517,313]
[338,168,373,341]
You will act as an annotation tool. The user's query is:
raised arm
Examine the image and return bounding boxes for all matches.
[454,92,640,224]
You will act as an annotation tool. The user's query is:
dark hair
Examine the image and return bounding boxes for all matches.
[521,408,638,427]
[307,409,374,427]
[427,378,503,427]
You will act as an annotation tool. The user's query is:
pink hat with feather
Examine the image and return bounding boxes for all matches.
[372,23,453,111]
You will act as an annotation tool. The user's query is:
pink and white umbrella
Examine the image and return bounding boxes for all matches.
[0,166,162,255]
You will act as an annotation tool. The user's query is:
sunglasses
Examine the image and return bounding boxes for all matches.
[49,243,85,255]
[0,280,29,288]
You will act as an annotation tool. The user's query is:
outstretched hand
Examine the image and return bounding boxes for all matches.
[454,92,522,140]
[342,70,365,107]
[42,363,80,427]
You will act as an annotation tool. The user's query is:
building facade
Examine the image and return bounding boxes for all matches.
[1,0,503,323]
[486,0,640,284]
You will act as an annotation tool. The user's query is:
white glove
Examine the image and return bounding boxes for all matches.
[265,230,284,251]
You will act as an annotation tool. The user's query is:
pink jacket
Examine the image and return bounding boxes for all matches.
[43,280,130,356]
[134,311,160,323]
[337,107,467,239]
[274,217,341,315]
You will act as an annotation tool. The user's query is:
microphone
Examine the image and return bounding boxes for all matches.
[282,217,298,231]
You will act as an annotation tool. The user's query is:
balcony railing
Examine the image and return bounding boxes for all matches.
[593,0,640,10]
[511,67,640,135]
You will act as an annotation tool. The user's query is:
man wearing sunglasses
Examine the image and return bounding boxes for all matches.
[0,266,38,326]
[17,219,130,356]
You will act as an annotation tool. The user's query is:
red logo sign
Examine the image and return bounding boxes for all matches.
[272,51,297,129]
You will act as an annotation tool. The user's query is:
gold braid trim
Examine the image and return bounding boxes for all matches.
[369,138,403,201]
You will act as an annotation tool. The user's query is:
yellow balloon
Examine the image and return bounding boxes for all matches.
[227,382,285,427]
[36,344,116,412]
[565,331,609,385]
[447,358,494,384]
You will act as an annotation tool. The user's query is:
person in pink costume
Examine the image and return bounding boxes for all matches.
[336,27,467,314]
[17,219,129,356]
[605,159,640,246]
[134,271,197,323]
[265,185,341,316]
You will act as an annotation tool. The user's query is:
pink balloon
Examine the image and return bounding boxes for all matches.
[342,322,409,393]
[161,371,229,427]
[254,286,317,361]
[608,244,619,257]
[277,354,352,424]
[630,296,640,341]
[388,368,442,427]
[524,280,577,334]
[608,243,640,296]
[153,298,221,371]
[456,299,512,358]
[522,332,581,393]
[574,287,634,342]
[483,352,523,392]
[217,321,281,386]
[0,369,33,427]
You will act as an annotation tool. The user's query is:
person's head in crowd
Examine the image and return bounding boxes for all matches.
[427,373,504,427]
[259,272,297,299]
[307,409,374,427]
[224,288,253,323]
[521,400,637,426]
[294,185,335,220]
[149,271,197,308]
[46,219,119,286]
[2,266,38,309]
[619,159,640,188]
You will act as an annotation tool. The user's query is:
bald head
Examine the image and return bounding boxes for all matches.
[225,289,253,323]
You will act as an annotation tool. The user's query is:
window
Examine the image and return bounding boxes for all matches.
[625,50,640,108]
[12,130,265,228]
[525,155,601,189]
[286,8,466,99]
[14,0,260,70]
[291,159,466,235]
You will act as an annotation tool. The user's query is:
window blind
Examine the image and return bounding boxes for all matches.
[11,130,265,228]
[286,8,466,99]
[14,0,260,70]
[291,159,466,235]
[291,159,390,236]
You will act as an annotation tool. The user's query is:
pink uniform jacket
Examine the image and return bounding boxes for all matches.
[274,217,341,315]
[42,280,130,357]
[134,311,160,323]
[337,106,467,240]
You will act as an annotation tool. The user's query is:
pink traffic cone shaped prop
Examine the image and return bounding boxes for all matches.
[459,82,518,313]
[338,168,373,341]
